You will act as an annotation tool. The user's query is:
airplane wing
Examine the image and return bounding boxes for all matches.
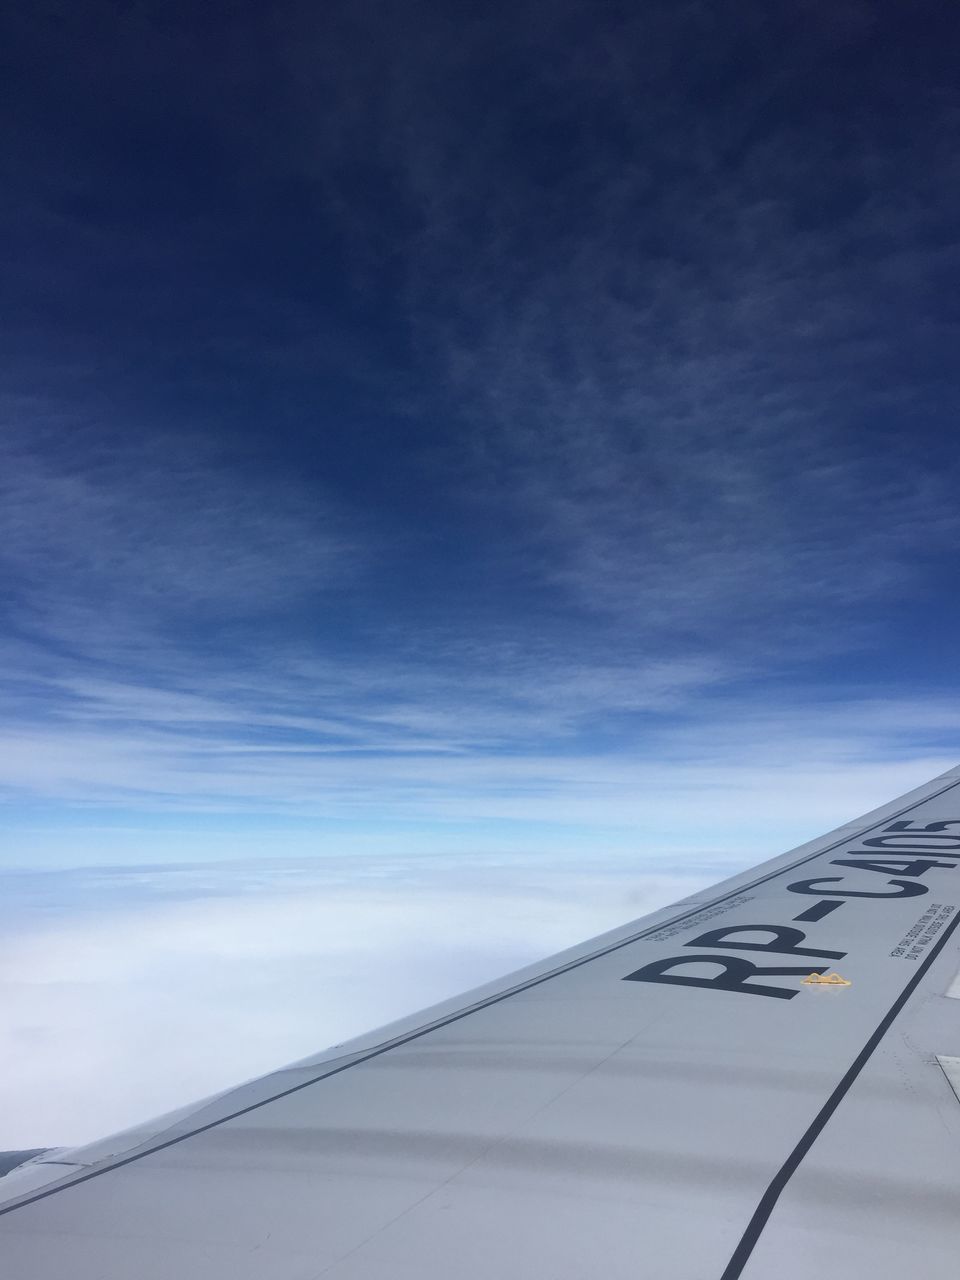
[4,765,960,1279]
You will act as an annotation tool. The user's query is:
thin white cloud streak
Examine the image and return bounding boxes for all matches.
[1,710,954,873]
[0,712,951,802]
[0,651,730,756]
[0,857,705,1148]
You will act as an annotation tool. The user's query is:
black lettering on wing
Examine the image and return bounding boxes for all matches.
[624,955,824,1000]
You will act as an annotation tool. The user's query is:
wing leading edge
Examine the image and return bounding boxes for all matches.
[4,765,960,1279]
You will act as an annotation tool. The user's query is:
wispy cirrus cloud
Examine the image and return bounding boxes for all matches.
[0,424,360,636]
[277,2,960,640]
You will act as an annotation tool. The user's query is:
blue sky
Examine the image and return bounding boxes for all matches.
[1,1,959,1144]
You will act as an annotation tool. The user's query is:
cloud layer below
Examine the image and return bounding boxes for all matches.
[0,855,706,1148]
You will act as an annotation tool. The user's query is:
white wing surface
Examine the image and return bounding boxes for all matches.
[4,765,960,1279]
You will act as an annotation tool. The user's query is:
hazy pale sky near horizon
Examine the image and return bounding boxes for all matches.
[2,0,959,1146]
